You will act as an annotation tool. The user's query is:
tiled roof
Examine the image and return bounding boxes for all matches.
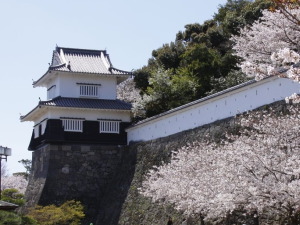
[39,96,132,110]
[49,47,132,75]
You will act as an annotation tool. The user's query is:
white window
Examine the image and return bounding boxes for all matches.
[99,120,120,134]
[47,85,56,99]
[62,119,83,132]
[78,83,100,97]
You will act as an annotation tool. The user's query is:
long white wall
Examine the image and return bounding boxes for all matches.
[127,77,300,143]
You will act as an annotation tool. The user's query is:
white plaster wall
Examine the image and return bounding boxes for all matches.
[48,73,117,100]
[44,108,131,122]
[127,77,300,143]
[46,79,57,100]
[33,119,48,138]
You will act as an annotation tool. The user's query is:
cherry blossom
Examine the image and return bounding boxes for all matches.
[1,175,28,194]
[140,105,300,222]
[117,77,145,118]
[232,7,300,103]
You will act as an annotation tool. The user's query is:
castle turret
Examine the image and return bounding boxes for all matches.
[21,46,132,150]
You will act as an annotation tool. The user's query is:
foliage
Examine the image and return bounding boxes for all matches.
[135,69,198,117]
[1,188,25,206]
[206,69,252,95]
[20,215,38,225]
[27,200,85,225]
[0,210,22,225]
[0,211,37,225]
[15,159,32,180]
[130,0,271,118]
[140,105,300,223]
[0,188,36,225]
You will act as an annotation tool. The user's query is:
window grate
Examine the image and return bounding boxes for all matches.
[99,120,120,134]
[79,85,98,97]
[62,119,83,132]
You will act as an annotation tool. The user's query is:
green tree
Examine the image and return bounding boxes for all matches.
[0,189,36,225]
[151,41,185,70]
[0,210,22,225]
[0,211,37,225]
[141,69,198,117]
[27,200,85,225]
[180,43,222,98]
[133,0,272,118]
[1,189,25,206]
[13,159,32,180]
[206,69,252,95]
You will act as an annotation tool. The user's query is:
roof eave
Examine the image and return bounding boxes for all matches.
[20,105,42,122]
[33,70,52,88]
[21,104,132,122]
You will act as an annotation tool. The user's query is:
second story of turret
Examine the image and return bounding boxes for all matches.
[33,46,132,100]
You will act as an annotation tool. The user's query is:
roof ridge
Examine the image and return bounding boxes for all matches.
[56,46,107,55]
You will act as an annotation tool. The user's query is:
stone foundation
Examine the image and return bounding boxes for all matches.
[23,144,136,225]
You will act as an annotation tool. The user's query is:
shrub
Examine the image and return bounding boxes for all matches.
[0,210,21,225]
[1,188,25,206]
[27,200,85,225]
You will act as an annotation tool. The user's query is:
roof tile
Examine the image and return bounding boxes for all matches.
[40,97,132,111]
[49,47,131,75]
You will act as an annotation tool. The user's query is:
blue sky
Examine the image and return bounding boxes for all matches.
[0,0,227,174]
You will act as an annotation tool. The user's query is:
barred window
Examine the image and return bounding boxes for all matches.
[79,84,99,97]
[62,119,83,132]
[99,120,120,134]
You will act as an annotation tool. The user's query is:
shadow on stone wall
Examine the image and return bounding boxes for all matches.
[23,144,137,225]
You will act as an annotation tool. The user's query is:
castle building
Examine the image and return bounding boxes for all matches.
[21,47,132,150]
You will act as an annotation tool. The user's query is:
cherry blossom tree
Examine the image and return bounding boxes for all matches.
[270,0,300,24]
[117,77,146,119]
[117,77,140,104]
[1,175,28,194]
[140,105,300,223]
[0,161,29,195]
[231,6,300,104]
[231,7,300,78]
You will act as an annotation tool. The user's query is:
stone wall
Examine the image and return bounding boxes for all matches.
[119,101,291,225]
[23,144,137,225]
[119,116,238,225]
